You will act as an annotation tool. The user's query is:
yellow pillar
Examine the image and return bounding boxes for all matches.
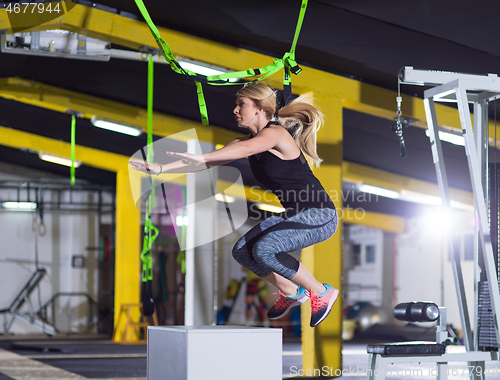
[301,96,343,373]
[113,169,141,341]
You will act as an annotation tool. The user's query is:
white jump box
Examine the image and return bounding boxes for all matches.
[147,326,283,380]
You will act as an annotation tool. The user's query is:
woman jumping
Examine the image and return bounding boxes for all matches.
[130,82,338,327]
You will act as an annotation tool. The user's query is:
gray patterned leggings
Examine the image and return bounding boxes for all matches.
[232,208,337,280]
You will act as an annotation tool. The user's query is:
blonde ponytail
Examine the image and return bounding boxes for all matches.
[278,93,324,167]
[237,83,325,167]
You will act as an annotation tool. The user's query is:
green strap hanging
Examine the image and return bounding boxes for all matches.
[141,55,159,283]
[289,0,308,62]
[195,81,209,125]
[147,56,154,149]
[133,0,308,124]
[147,55,156,209]
[70,114,76,186]
[141,210,158,281]
[280,1,307,104]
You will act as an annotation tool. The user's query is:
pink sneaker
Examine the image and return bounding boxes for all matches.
[309,283,339,327]
[267,286,308,320]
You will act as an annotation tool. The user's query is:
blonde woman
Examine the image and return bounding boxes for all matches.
[130,83,338,327]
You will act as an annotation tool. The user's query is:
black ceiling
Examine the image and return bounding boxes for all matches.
[1,0,500,217]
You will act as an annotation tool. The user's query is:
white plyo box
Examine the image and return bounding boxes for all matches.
[147,325,282,380]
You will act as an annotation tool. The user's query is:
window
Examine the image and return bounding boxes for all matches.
[365,245,376,264]
[351,244,361,267]
[464,234,474,261]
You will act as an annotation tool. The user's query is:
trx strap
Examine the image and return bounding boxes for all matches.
[65,110,81,185]
[133,0,308,124]
[141,55,159,317]
[147,56,155,167]
[282,0,307,105]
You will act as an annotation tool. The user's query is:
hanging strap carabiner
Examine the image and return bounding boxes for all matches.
[392,79,407,158]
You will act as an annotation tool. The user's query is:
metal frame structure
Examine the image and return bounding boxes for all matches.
[0,181,115,335]
[0,269,55,335]
[394,67,500,379]
[0,181,115,214]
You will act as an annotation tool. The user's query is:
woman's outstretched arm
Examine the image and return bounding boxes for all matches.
[166,127,282,170]
[130,127,282,175]
[129,132,264,175]
[128,157,205,175]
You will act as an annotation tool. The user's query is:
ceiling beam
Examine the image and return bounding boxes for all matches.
[0,123,125,172]
[0,77,240,145]
[343,208,404,233]
[343,161,473,209]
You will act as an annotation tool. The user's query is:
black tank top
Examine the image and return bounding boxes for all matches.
[248,123,335,217]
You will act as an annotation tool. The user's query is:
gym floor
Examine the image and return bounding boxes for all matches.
[0,334,497,380]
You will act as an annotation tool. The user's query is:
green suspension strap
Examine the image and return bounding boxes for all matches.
[195,81,209,125]
[140,202,158,316]
[133,0,308,124]
[282,0,307,104]
[65,110,82,185]
[141,55,159,317]
[289,0,307,68]
[147,55,155,174]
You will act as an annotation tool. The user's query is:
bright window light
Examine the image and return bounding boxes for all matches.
[358,184,400,199]
[91,117,142,136]
[426,129,465,146]
[39,152,81,168]
[2,202,37,211]
[215,193,235,203]
[423,209,452,234]
[257,203,286,213]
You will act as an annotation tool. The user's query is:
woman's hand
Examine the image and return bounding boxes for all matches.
[128,159,162,175]
[166,151,205,166]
